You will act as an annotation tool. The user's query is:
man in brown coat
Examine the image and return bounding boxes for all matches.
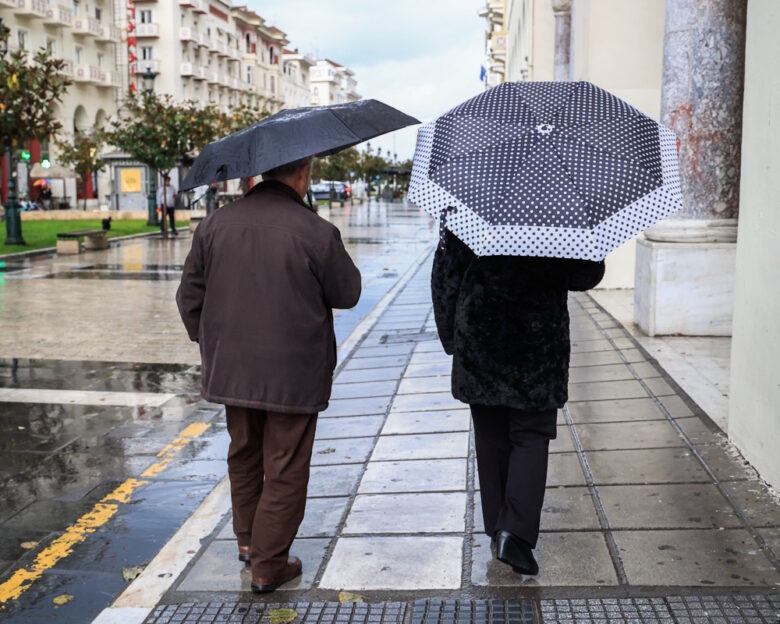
[176,156,361,592]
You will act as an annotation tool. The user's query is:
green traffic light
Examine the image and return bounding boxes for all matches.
[20,150,31,161]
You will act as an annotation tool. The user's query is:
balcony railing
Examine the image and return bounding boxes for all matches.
[15,0,47,18]
[0,0,16,8]
[135,60,160,74]
[197,32,209,47]
[181,62,195,77]
[74,64,102,83]
[96,24,120,42]
[179,27,197,43]
[193,66,207,81]
[179,0,205,12]
[99,70,120,88]
[73,16,103,37]
[215,41,228,57]
[136,23,160,37]
[206,70,218,84]
[43,4,73,26]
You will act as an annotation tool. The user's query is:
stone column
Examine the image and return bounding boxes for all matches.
[634,0,747,336]
[552,0,572,82]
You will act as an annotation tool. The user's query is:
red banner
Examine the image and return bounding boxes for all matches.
[127,0,137,93]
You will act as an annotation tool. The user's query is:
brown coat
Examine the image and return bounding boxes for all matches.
[176,180,362,413]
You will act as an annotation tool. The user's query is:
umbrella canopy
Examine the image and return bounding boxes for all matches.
[32,178,52,187]
[408,81,683,261]
[181,99,420,191]
[30,163,78,179]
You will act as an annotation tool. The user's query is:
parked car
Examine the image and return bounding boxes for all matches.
[311,181,349,201]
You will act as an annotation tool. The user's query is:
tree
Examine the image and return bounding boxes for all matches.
[312,147,360,182]
[55,133,105,210]
[103,92,199,237]
[0,22,72,243]
[216,103,271,135]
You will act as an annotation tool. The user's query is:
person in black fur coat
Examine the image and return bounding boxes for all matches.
[432,228,605,576]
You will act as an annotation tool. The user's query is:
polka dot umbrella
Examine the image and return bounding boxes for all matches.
[408,81,682,260]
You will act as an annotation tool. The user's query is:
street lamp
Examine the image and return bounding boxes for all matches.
[142,66,159,227]
[1,18,26,245]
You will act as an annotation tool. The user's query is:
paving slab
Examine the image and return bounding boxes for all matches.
[568,379,649,402]
[566,397,665,423]
[335,367,406,384]
[722,481,780,528]
[308,464,363,497]
[218,497,350,539]
[371,432,470,461]
[471,533,618,586]
[391,392,466,413]
[358,458,467,494]
[396,376,452,395]
[320,396,392,418]
[344,492,467,534]
[550,426,576,454]
[657,393,695,418]
[320,536,463,590]
[568,363,635,384]
[570,350,625,367]
[176,538,329,592]
[312,436,375,465]
[404,361,453,378]
[585,448,711,484]
[613,528,780,586]
[381,410,471,435]
[598,484,744,529]
[574,419,685,451]
[330,381,399,400]
[344,355,409,370]
[315,415,385,440]
[473,487,600,533]
[547,452,587,487]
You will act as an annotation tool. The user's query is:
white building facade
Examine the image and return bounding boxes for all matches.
[309,59,360,106]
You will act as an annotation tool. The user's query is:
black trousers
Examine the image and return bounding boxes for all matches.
[161,206,176,234]
[471,404,558,548]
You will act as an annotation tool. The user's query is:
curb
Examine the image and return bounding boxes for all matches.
[0,231,158,262]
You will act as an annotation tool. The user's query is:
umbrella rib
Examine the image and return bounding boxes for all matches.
[559,133,664,184]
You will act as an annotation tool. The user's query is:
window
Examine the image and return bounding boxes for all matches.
[17,29,27,50]
[74,45,82,64]
[246,66,252,83]
[269,75,275,94]
[72,0,79,16]
[97,53,103,68]
[245,33,251,53]
[141,46,153,60]
[44,36,56,55]
[95,6,101,20]
[140,10,152,24]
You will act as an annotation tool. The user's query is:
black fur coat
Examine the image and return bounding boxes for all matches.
[432,230,605,412]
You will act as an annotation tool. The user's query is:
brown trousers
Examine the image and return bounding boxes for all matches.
[225,405,317,577]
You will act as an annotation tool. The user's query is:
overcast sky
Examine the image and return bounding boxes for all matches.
[249,0,486,160]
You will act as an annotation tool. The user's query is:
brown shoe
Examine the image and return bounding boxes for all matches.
[238,545,251,565]
[251,557,302,593]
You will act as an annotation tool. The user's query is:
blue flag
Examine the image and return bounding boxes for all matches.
[479,65,487,82]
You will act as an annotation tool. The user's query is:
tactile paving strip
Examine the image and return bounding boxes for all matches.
[144,601,407,624]
[411,600,536,624]
[540,595,780,624]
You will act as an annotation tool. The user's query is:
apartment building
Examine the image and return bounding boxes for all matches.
[309,59,360,106]
[281,48,314,109]
[0,0,121,206]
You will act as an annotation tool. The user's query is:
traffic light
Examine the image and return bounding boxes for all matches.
[20,149,31,162]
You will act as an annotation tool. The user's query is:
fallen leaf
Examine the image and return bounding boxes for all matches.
[318,448,336,455]
[53,594,73,607]
[122,565,145,583]
[266,607,298,624]
[20,541,38,549]
[338,591,366,603]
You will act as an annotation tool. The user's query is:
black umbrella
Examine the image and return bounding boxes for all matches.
[181,99,419,191]
[409,81,682,261]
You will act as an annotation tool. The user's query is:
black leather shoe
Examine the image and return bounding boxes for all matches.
[495,530,539,575]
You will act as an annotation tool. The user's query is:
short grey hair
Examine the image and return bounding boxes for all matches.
[262,156,313,180]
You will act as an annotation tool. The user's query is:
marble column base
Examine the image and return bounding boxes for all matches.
[634,236,736,337]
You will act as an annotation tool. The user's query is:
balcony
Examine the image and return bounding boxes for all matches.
[15,0,47,18]
[215,40,228,57]
[135,60,160,74]
[197,32,209,47]
[178,0,206,12]
[227,47,240,62]
[43,4,73,26]
[180,62,195,77]
[193,66,207,81]
[73,64,102,84]
[179,27,198,43]
[73,16,103,37]
[206,70,218,84]
[99,70,120,88]
[136,23,159,37]
[96,24,120,42]
[0,0,16,8]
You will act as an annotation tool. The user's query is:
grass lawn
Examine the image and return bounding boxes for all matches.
[0,220,159,256]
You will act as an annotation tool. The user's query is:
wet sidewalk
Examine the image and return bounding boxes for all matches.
[132,255,780,624]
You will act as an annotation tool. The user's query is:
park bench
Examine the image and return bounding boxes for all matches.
[56,229,109,255]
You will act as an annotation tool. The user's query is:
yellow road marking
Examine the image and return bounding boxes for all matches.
[0,422,212,605]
